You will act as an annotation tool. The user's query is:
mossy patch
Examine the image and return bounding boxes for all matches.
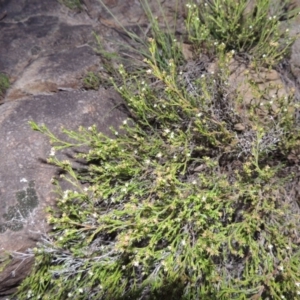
[59,0,82,10]
[0,181,39,233]
[0,73,10,99]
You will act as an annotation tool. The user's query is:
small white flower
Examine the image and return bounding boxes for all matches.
[50,147,56,156]
[286,28,289,32]
[170,132,174,139]
[202,196,206,201]
[115,131,118,135]
[20,178,28,183]
[83,187,88,192]
[88,126,92,131]
[295,282,300,287]
[201,74,205,78]
[173,155,177,160]
[181,240,186,246]
[173,39,177,42]
[141,81,145,85]
[146,69,152,74]
[278,265,284,271]
[262,54,267,58]
[260,102,264,106]
[192,180,197,185]
[68,293,73,297]
[179,71,183,75]
[154,104,157,108]
[122,265,126,270]
[268,244,273,250]
[123,119,128,125]
[63,190,70,198]
[297,291,300,295]
[249,25,253,29]
[145,159,151,165]
[156,152,162,158]
[78,288,83,293]
[133,261,139,267]
[164,128,170,134]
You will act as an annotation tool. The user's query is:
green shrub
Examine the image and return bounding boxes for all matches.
[185,0,300,66]
[15,0,300,299]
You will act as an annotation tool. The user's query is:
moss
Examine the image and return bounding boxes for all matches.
[0,73,9,99]
[59,0,82,10]
[0,252,12,273]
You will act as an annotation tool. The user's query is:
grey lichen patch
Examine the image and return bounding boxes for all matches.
[0,181,39,233]
[0,224,7,233]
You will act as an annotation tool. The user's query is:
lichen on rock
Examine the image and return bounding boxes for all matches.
[0,181,39,233]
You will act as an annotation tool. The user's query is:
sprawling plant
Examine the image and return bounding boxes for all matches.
[15,1,300,299]
[186,0,300,66]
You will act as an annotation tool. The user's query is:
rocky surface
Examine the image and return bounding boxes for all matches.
[0,0,299,298]
[0,0,146,297]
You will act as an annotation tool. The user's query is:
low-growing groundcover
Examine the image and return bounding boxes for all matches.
[15,0,300,299]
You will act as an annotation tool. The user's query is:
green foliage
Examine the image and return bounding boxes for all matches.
[15,0,300,299]
[83,72,101,90]
[0,73,9,98]
[185,0,300,66]
[59,0,82,10]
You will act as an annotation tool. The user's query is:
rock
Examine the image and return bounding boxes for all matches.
[0,89,128,297]
[0,0,98,101]
[6,45,99,100]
